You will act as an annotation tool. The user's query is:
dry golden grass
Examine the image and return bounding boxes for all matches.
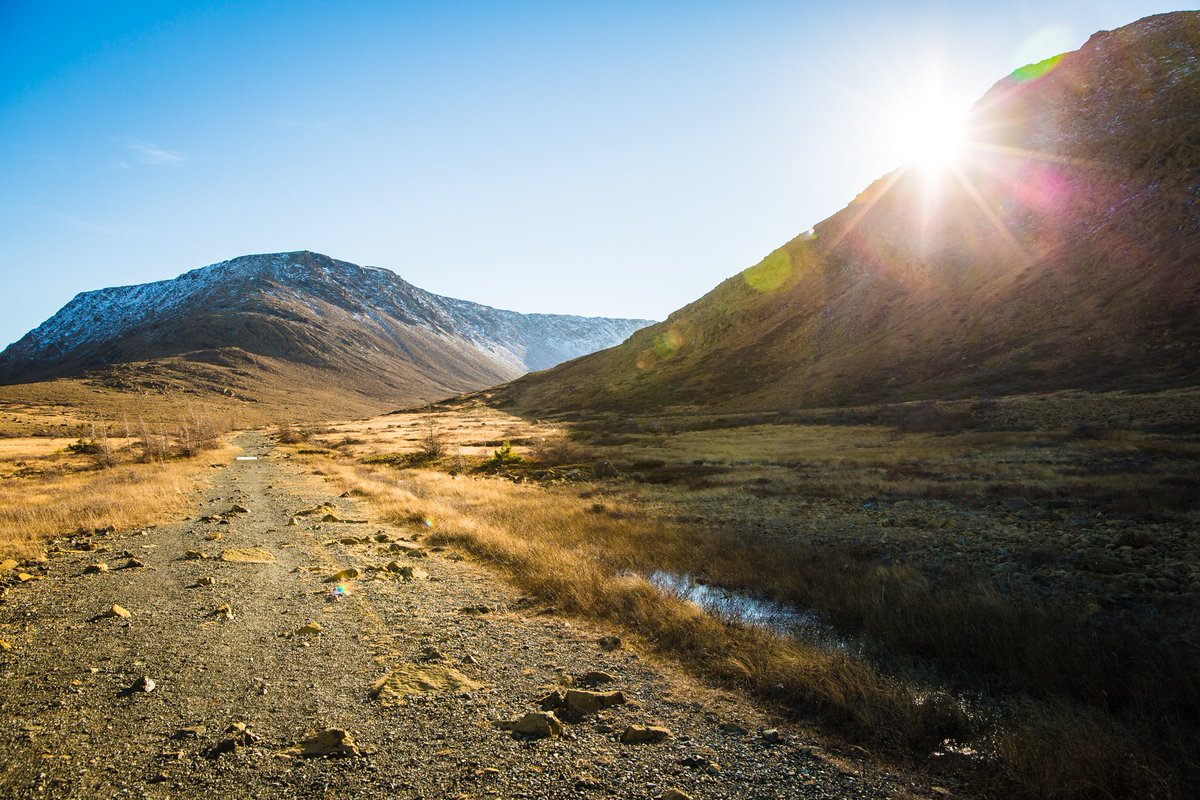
[304,456,968,752]
[293,391,1200,799]
[0,402,240,559]
[0,442,236,559]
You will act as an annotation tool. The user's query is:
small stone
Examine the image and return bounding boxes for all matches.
[84,563,109,574]
[0,639,11,651]
[538,690,565,711]
[295,621,323,636]
[663,789,694,800]
[287,517,301,527]
[418,646,445,662]
[326,568,360,583]
[172,725,206,739]
[597,636,622,651]
[565,688,626,716]
[389,543,427,557]
[385,560,428,580]
[16,572,34,582]
[209,722,260,756]
[105,605,131,619]
[298,727,360,757]
[1113,530,1154,548]
[479,767,501,780]
[123,559,146,569]
[185,550,208,560]
[579,670,615,686]
[718,721,748,735]
[196,576,216,587]
[619,724,672,744]
[510,711,563,739]
[129,675,156,693]
[459,604,491,615]
[0,558,17,573]
[761,728,784,744]
[220,547,275,563]
[228,504,250,514]
[680,755,721,774]
[205,532,223,542]
[574,773,604,791]
[212,604,234,620]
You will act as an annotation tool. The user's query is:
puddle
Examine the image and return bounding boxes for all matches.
[647,571,850,650]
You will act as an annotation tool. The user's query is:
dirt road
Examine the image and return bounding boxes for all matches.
[0,432,936,799]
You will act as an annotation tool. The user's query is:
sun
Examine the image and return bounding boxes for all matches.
[894,97,969,175]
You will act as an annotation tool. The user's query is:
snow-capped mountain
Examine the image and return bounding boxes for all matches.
[0,251,653,412]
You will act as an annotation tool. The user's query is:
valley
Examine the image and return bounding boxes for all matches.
[268,387,1199,798]
[0,431,932,800]
[1,10,1197,800]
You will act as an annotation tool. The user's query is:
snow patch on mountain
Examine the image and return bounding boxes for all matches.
[0,251,654,382]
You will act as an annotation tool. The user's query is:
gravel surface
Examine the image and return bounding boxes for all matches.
[0,433,942,799]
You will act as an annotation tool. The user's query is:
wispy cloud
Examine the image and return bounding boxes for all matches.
[46,209,140,237]
[120,137,187,165]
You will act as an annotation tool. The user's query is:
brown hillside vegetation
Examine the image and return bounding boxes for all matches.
[498,12,1200,415]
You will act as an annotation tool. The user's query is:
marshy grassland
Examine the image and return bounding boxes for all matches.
[0,406,236,559]
[285,388,1200,799]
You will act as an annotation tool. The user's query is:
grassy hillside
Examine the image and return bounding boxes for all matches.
[498,12,1200,415]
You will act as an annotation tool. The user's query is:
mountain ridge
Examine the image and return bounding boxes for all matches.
[495,10,1200,415]
[0,250,653,417]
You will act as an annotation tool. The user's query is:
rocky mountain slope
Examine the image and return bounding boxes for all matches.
[0,251,652,417]
[497,11,1200,415]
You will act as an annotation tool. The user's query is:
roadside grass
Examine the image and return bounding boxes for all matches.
[293,392,1200,799]
[0,413,238,559]
[307,457,971,752]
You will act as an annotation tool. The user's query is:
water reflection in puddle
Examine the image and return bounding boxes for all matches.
[646,571,850,651]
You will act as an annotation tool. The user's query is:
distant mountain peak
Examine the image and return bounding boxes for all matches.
[0,251,654,416]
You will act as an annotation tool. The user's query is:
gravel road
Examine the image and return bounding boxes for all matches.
[0,432,942,799]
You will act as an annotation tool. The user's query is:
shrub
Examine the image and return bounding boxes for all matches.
[480,441,523,472]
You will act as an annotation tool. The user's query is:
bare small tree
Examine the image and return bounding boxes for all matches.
[418,405,445,461]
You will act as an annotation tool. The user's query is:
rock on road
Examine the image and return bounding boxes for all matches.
[0,432,938,799]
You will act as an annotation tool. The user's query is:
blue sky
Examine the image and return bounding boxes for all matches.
[0,1,1187,347]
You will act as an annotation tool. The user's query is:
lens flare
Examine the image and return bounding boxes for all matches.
[1011,53,1064,82]
[1011,25,1072,81]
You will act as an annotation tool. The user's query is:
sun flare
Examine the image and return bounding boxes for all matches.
[895,98,969,175]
